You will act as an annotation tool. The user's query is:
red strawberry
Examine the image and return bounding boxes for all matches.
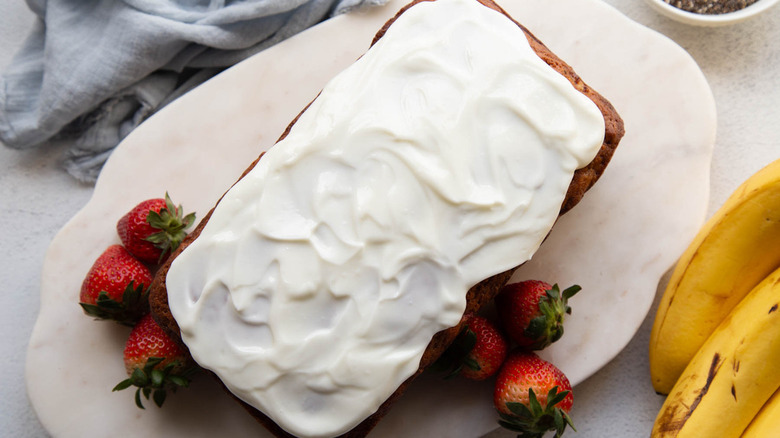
[495,280,580,350]
[79,244,152,325]
[494,351,575,438]
[113,314,195,409]
[116,192,195,265]
[460,314,509,380]
[431,313,508,381]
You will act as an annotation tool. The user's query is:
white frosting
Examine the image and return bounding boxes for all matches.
[165,0,605,436]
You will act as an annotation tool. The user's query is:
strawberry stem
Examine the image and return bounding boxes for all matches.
[113,357,196,409]
[522,284,581,350]
[429,325,477,379]
[145,192,196,264]
[499,386,575,438]
[79,281,149,326]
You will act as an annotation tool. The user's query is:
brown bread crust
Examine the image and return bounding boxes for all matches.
[149,0,624,436]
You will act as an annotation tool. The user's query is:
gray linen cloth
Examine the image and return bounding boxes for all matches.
[0,0,387,182]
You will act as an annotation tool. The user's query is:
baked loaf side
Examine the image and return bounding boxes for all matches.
[150,0,624,437]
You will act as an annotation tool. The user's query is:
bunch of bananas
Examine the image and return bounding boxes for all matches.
[649,157,780,438]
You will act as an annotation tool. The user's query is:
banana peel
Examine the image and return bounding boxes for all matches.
[741,386,780,438]
[649,157,780,394]
[651,266,780,438]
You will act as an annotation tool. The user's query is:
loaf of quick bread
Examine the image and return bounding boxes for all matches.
[149,0,624,437]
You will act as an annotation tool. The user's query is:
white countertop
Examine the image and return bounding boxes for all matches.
[1,1,778,437]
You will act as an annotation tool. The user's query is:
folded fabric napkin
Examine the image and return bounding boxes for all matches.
[0,0,387,182]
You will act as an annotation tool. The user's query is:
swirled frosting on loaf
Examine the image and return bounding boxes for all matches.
[166,0,605,436]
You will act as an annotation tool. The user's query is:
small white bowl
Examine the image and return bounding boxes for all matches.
[644,0,779,26]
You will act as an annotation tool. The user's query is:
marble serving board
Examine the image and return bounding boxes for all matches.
[26,0,716,436]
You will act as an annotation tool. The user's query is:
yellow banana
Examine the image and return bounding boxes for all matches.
[741,386,780,438]
[649,157,780,394]
[650,266,780,438]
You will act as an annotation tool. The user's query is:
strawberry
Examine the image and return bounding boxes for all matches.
[79,244,153,325]
[460,314,508,380]
[494,351,575,438]
[113,314,195,409]
[431,313,508,381]
[116,192,195,265]
[495,280,581,350]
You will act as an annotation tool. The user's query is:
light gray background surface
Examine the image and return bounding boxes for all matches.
[2,1,778,436]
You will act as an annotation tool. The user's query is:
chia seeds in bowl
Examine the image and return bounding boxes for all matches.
[646,0,779,25]
[664,0,759,14]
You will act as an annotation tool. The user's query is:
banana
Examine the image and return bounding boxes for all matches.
[649,157,780,394]
[650,266,780,438]
[742,387,780,438]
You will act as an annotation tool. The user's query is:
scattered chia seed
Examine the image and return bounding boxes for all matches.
[663,0,759,14]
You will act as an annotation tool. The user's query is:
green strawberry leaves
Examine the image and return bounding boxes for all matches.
[522,284,581,350]
[79,281,149,326]
[429,326,478,379]
[113,357,196,409]
[144,192,196,264]
[498,386,576,438]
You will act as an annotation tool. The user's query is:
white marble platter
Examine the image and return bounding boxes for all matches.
[25,0,716,436]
